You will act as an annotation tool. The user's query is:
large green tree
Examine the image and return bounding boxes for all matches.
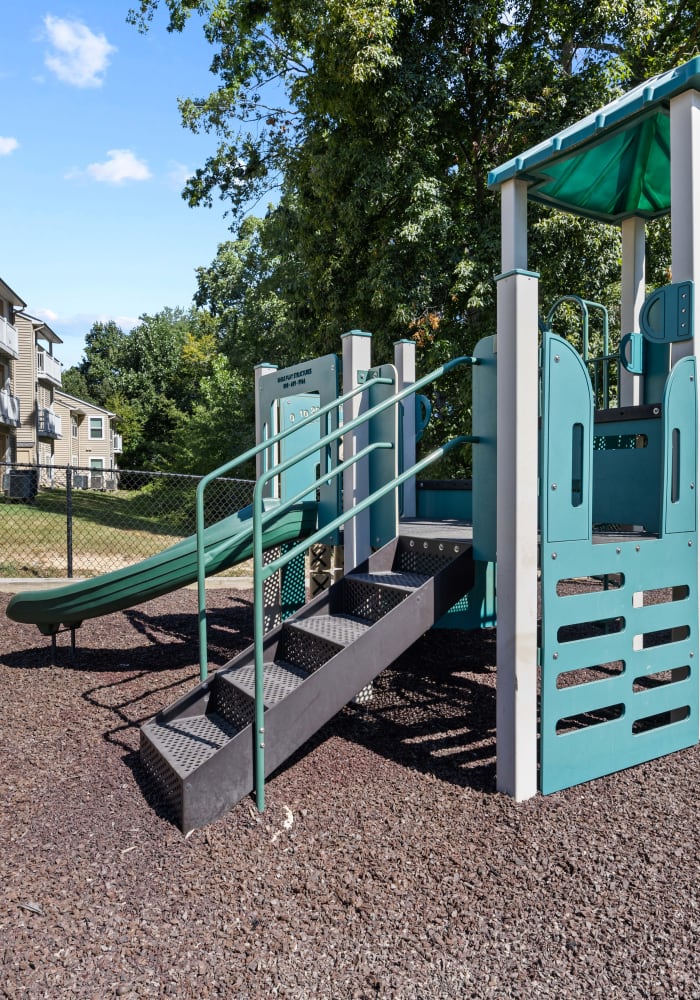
[128,0,700,467]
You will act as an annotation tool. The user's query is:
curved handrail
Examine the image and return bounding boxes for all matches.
[196,354,478,678]
[195,372,393,677]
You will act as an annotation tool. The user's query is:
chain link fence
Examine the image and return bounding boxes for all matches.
[0,462,255,579]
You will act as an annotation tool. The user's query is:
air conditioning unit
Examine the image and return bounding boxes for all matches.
[6,469,39,500]
[104,478,118,491]
[90,474,104,490]
[73,474,89,489]
[2,473,10,493]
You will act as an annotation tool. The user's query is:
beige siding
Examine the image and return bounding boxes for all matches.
[54,391,118,472]
[13,314,37,461]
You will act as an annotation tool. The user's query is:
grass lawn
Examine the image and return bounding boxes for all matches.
[0,487,254,579]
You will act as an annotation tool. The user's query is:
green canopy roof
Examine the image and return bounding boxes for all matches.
[488,57,700,223]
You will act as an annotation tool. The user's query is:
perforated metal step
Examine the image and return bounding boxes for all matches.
[142,712,238,779]
[349,570,428,589]
[220,660,309,706]
[342,571,426,622]
[282,613,372,673]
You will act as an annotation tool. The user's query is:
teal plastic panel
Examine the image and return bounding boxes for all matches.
[541,332,593,544]
[279,394,321,503]
[539,533,699,794]
[640,281,694,343]
[472,335,497,562]
[368,364,399,548]
[592,416,662,532]
[662,356,698,534]
[416,481,473,520]
[259,354,340,542]
[434,560,496,630]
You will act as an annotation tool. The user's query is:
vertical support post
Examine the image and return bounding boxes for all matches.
[671,90,700,364]
[495,178,539,801]
[66,465,73,578]
[670,89,700,726]
[394,338,417,517]
[254,363,278,491]
[620,216,645,406]
[342,330,373,572]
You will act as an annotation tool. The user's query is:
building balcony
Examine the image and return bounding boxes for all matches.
[0,316,19,360]
[0,388,20,427]
[36,349,62,386]
[112,432,123,453]
[37,408,62,438]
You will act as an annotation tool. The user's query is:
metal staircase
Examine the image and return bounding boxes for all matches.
[141,527,474,832]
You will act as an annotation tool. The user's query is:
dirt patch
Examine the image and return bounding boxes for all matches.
[1,588,700,998]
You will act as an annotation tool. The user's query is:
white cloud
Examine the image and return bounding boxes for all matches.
[44,15,116,88]
[0,136,19,156]
[67,149,152,185]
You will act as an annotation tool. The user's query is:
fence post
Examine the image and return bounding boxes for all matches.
[66,466,74,578]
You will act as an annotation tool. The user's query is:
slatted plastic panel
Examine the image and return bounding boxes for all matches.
[540,332,699,794]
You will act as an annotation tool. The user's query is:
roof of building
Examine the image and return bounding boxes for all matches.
[0,277,27,309]
[488,56,700,223]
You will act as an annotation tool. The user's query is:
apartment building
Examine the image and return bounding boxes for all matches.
[54,390,122,484]
[13,312,63,480]
[0,278,26,466]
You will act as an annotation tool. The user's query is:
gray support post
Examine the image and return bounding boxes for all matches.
[254,363,278,491]
[341,330,373,572]
[394,338,417,517]
[670,90,700,363]
[495,178,539,801]
[620,216,645,406]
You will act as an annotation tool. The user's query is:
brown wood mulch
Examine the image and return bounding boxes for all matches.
[1,587,699,999]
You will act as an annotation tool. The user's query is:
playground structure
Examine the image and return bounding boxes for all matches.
[7,58,700,831]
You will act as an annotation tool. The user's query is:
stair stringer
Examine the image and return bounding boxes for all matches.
[142,536,474,832]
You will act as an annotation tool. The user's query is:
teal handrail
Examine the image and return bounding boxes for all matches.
[195,374,393,681]
[546,295,613,407]
[251,433,477,811]
[246,352,479,811]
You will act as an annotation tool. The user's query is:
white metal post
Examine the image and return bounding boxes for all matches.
[496,178,539,801]
[254,363,278,490]
[620,217,645,406]
[670,90,700,363]
[342,330,373,571]
[394,338,417,517]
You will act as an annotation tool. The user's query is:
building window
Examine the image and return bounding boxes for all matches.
[71,415,78,438]
[90,457,104,471]
[89,416,104,440]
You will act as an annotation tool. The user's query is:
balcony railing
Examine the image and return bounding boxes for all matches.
[0,388,20,426]
[0,316,19,359]
[36,350,62,386]
[37,408,62,438]
[112,432,123,453]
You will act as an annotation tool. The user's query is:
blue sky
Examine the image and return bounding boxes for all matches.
[2,4,242,368]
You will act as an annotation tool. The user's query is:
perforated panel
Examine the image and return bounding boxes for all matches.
[211,675,255,729]
[344,575,419,622]
[140,726,183,822]
[282,614,371,672]
[396,538,459,576]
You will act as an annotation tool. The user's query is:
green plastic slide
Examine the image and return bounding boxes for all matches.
[6,499,318,635]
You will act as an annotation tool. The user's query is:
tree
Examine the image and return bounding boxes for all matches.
[128,1,700,470]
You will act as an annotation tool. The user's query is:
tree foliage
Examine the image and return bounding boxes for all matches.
[122,0,700,472]
[62,307,252,474]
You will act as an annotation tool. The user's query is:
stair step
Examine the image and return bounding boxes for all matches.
[220,660,309,706]
[343,570,428,622]
[291,613,371,644]
[349,570,429,589]
[282,613,372,673]
[141,711,238,780]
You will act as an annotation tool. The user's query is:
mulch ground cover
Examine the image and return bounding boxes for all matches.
[2,586,700,998]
